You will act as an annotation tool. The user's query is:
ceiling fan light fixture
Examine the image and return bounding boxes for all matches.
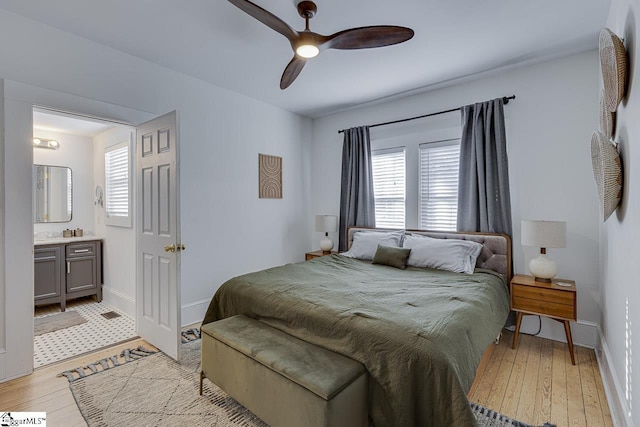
[228,0,415,88]
[296,44,319,58]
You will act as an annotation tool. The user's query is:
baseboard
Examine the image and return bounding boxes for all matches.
[102,287,135,319]
[596,327,634,427]
[0,349,5,381]
[102,289,209,328]
[507,316,598,348]
[181,298,210,327]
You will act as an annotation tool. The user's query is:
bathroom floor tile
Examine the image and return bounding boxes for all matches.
[34,298,136,368]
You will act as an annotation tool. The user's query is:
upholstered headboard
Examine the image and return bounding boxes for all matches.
[347,227,512,280]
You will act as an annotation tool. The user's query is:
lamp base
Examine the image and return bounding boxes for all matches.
[319,235,334,253]
[529,254,557,282]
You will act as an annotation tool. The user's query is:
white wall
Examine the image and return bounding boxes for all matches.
[600,1,639,426]
[33,130,94,234]
[311,50,601,347]
[0,9,311,381]
[93,126,136,317]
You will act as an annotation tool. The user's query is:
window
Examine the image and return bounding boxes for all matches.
[371,148,405,228]
[105,141,131,227]
[419,140,460,231]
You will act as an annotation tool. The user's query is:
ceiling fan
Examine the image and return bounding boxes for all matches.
[228,0,415,89]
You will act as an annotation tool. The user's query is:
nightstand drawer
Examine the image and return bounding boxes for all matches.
[511,284,573,305]
[512,296,576,320]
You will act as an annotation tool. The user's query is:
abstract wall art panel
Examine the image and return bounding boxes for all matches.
[258,153,282,199]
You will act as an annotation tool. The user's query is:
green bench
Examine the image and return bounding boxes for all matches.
[200,315,367,427]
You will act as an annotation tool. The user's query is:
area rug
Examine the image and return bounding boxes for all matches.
[34,310,87,336]
[471,403,555,427]
[63,332,554,427]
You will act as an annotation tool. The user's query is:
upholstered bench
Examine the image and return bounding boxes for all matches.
[200,315,367,427]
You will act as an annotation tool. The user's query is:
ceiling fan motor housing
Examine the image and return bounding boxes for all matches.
[297,1,317,19]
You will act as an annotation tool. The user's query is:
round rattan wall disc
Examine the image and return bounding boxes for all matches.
[599,28,628,112]
[591,131,622,221]
[599,89,616,138]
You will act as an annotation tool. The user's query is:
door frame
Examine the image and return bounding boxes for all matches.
[0,79,182,382]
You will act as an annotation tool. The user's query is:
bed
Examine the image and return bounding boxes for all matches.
[202,227,511,427]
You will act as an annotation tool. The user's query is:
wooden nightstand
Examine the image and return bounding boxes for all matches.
[305,250,338,260]
[510,274,577,364]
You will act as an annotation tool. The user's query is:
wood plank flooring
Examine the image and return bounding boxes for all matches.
[0,329,612,427]
[0,337,154,427]
[470,330,613,427]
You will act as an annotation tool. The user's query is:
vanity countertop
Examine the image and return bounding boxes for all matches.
[34,235,103,246]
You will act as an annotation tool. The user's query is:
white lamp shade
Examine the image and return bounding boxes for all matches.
[521,220,567,248]
[315,215,338,233]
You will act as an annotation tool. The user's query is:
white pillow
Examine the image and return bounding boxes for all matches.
[341,231,404,260]
[402,234,483,274]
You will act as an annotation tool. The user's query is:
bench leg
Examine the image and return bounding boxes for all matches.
[199,371,205,395]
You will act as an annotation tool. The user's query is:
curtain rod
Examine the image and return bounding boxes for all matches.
[337,95,516,134]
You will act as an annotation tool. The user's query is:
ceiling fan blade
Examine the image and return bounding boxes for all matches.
[228,0,298,42]
[322,26,414,50]
[280,56,307,89]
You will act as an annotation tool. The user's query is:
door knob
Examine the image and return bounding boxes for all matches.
[164,244,176,253]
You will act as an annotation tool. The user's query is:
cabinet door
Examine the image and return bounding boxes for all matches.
[35,246,63,301]
[66,256,97,294]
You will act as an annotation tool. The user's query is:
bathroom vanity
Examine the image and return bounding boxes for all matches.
[34,236,103,311]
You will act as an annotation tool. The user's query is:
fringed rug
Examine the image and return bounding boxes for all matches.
[471,403,556,427]
[63,331,554,427]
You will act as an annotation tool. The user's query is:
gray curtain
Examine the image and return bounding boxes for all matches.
[457,98,512,237]
[338,126,376,251]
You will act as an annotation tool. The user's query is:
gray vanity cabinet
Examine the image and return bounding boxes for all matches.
[34,240,103,310]
[34,245,66,311]
[66,242,102,301]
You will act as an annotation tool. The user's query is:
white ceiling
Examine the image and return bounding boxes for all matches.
[33,110,115,138]
[0,0,611,118]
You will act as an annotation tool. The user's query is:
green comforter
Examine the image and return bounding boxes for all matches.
[202,255,510,427]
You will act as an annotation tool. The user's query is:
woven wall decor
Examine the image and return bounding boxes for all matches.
[599,28,628,112]
[599,89,616,138]
[258,153,282,199]
[591,131,622,221]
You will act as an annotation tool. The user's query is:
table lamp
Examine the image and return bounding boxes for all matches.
[521,220,567,283]
[315,215,338,253]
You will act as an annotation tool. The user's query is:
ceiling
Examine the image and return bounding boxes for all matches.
[0,0,610,118]
[33,110,117,138]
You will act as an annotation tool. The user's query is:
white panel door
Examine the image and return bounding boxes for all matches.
[136,111,181,361]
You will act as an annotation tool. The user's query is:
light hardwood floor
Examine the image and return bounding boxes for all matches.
[0,330,612,427]
[0,338,155,427]
[470,330,613,427]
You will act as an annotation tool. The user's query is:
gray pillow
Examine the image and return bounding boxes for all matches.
[402,234,483,274]
[372,244,411,269]
[341,230,405,260]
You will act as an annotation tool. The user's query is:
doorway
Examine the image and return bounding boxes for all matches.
[32,108,138,367]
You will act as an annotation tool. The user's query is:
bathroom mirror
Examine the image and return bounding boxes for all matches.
[33,165,73,223]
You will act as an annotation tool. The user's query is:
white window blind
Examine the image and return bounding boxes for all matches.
[419,140,460,231]
[105,141,131,227]
[372,148,405,229]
